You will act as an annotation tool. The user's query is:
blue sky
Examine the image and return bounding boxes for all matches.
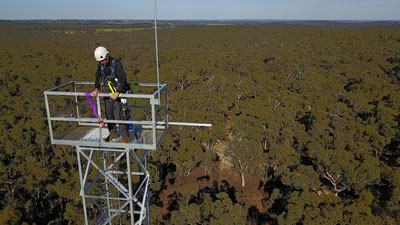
[1,0,399,20]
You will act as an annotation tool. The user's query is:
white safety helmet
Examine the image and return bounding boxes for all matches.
[94,46,109,61]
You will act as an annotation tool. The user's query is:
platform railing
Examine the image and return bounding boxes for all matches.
[44,81,168,150]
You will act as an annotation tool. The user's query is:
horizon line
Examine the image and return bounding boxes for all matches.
[1,19,400,22]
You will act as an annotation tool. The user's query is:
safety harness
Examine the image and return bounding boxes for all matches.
[101,58,122,94]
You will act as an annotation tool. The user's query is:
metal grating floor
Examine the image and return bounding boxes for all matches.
[55,125,164,146]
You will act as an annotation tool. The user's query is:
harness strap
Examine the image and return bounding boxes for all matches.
[111,58,116,77]
[107,81,122,97]
[101,58,120,89]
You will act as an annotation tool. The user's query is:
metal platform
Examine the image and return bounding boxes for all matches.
[44,81,168,150]
[55,126,165,150]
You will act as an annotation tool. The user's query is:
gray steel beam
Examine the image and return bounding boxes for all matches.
[126,150,135,225]
[151,97,157,145]
[44,91,154,99]
[79,150,130,198]
[53,140,159,150]
[160,121,212,127]
[82,150,94,195]
[102,150,112,223]
[45,81,74,92]
[76,147,89,225]
[44,94,54,144]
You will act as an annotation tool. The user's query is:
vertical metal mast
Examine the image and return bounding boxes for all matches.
[154,0,161,103]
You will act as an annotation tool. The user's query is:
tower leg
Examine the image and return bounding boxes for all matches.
[126,149,135,225]
[102,150,112,225]
[76,146,89,225]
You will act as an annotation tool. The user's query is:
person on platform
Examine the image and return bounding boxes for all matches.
[91,46,130,143]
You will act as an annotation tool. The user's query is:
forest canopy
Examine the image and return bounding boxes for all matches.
[0,20,399,224]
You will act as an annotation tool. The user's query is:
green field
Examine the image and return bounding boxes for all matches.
[52,29,87,34]
[94,27,151,33]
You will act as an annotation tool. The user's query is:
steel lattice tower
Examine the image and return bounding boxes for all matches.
[44,81,167,225]
[76,146,151,225]
[44,81,210,224]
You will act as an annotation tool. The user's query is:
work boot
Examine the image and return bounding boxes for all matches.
[120,136,130,143]
[104,133,118,142]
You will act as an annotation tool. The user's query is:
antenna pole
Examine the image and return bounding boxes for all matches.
[154,0,161,103]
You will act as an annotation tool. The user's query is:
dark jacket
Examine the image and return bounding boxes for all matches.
[94,57,128,93]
